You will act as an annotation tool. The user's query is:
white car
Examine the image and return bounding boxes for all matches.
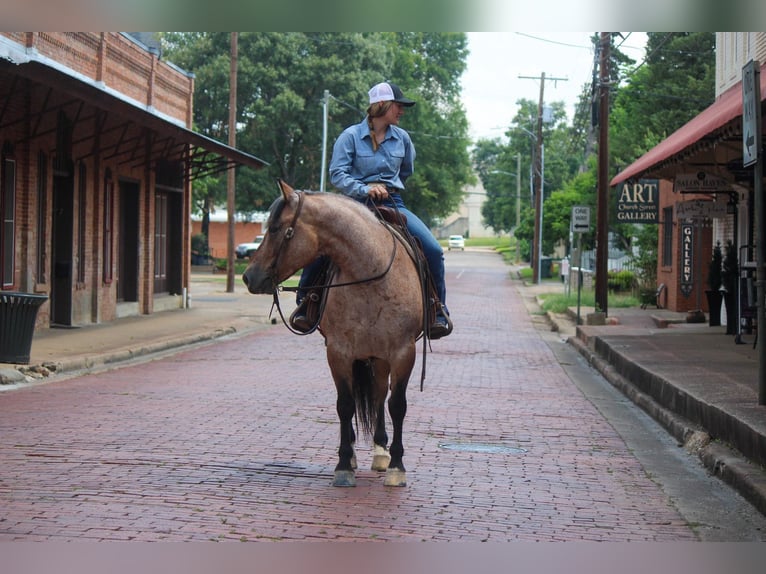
[235,235,264,259]
[448,235,465,251]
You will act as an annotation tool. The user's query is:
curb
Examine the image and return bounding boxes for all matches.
[568,328,766,517]
[4,324,253,386]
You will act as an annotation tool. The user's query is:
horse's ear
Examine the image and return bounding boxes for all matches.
[277,179,295,201]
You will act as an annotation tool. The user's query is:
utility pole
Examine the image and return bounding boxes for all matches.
[519,72,567,283]
[515,152,521,263]
[226,32,238,293]
[595,32,610,315]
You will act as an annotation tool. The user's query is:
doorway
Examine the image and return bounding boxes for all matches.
[117,180,139,303]
[51,173,74,326]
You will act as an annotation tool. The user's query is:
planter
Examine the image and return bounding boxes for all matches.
[723,291,737,335]
[705,289,723,326]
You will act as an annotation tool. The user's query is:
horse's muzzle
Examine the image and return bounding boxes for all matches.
[242,267,274,294]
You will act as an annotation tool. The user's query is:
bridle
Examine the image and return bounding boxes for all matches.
[267,191,399,333]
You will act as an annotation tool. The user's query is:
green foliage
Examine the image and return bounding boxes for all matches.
[191,233,208,255]
[629,224,658,292]
[160,32,471,227]
[539,291,639,314]
[607,269,636,292]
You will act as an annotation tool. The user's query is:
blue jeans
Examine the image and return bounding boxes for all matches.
[298,194,447,313]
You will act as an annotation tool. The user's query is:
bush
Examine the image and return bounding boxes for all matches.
[607,269,635,293]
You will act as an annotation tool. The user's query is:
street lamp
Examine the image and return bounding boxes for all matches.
[490,153,522,263]
[515,127,545,284]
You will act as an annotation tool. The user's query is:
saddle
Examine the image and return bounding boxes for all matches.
[296,205,448,339]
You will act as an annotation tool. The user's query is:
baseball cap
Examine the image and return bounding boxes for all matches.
[368,82,415,107]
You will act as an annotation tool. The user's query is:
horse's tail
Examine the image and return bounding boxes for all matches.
[352,359,378,438]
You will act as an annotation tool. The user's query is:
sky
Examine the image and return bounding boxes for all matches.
[461,32,648,143]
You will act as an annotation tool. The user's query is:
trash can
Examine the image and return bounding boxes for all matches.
[540,257,553,279]
[0,292,48,364]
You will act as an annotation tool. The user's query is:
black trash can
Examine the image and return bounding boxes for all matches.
[0,292,48,364]
[540,256,553,279]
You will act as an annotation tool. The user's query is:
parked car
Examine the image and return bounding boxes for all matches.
[235,235,264,259]
[448,235,465,251]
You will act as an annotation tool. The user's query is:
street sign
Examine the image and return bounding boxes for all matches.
[742,60,761,167]
[571,205,590,233]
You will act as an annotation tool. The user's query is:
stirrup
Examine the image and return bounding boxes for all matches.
[289,293,319,333]
[428,310,453,340]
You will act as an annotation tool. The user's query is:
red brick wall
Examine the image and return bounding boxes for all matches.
[0,33,195,329]
[191,221,264,259]
[658,181,716,313]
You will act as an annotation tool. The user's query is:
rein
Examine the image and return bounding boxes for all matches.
[269,192,398,331]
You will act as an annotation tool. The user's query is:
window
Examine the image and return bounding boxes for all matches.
[662,206,673,267]
[102,169,113,284]
[1,154,16,288]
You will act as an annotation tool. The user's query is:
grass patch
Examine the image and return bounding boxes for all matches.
[539,290,640,314]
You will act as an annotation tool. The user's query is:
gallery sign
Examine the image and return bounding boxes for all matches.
[616,179,659,223]
[680,221,694,298]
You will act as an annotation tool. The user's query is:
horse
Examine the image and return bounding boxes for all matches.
[242,180,424,487]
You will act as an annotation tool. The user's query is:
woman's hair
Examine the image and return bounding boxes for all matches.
[367,101,393,118]
[366,101,394,151]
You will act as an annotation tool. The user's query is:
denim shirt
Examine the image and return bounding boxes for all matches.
[329,117,415,201]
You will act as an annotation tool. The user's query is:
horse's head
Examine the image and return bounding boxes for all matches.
[242,180,319,294]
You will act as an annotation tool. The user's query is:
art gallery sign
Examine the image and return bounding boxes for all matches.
[616,179,659,222]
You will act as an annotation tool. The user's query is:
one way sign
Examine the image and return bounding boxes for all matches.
[743,59,761,167]
[571,205,590,233]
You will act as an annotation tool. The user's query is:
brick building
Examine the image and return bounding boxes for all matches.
[612,33,765,326]
[0,32,267,329]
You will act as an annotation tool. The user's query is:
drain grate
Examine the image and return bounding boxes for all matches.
[438,442,527,455]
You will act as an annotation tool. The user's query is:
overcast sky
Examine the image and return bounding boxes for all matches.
[461,32,648,143]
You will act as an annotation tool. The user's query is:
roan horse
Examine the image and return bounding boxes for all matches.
[242,181,424,487]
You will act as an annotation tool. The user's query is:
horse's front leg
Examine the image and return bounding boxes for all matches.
[333,380,356,487]
[384,376,408,487]
[371,402,390,472]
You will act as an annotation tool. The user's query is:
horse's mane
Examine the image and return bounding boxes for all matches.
[267,190,376,235]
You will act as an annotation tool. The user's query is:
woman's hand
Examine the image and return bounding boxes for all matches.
[367,183,389,201]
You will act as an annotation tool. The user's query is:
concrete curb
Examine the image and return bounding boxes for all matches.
[564,321,766,517]
[7,324,245,385]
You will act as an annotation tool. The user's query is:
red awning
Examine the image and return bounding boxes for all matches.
[611,66,766,187]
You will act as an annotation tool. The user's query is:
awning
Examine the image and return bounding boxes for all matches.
[0,58,269,179]
[611,66,766,187]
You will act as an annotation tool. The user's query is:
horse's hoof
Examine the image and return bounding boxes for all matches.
[332,470,356,487]
[371,445,390,472]
[383,467,407,487]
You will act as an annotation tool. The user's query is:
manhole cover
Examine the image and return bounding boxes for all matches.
[438,442,527,455]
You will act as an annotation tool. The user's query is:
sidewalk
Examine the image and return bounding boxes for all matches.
[0,272,276,385]
[2,268,766,517]
[523,277,766,516]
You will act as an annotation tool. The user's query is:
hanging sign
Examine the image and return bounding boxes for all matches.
[680,221,694,298]
[674,172,732,194]
[676,199,727,220]
[743,59,761,167]
[616,179,659,223]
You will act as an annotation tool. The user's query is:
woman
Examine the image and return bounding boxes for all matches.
[292,81,452,339]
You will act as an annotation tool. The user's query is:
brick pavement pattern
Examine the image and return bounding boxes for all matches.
[0,251,697,541]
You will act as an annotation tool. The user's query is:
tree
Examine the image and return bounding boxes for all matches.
[160,32,472,229]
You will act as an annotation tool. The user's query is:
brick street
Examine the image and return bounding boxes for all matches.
[0,250,741,541]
